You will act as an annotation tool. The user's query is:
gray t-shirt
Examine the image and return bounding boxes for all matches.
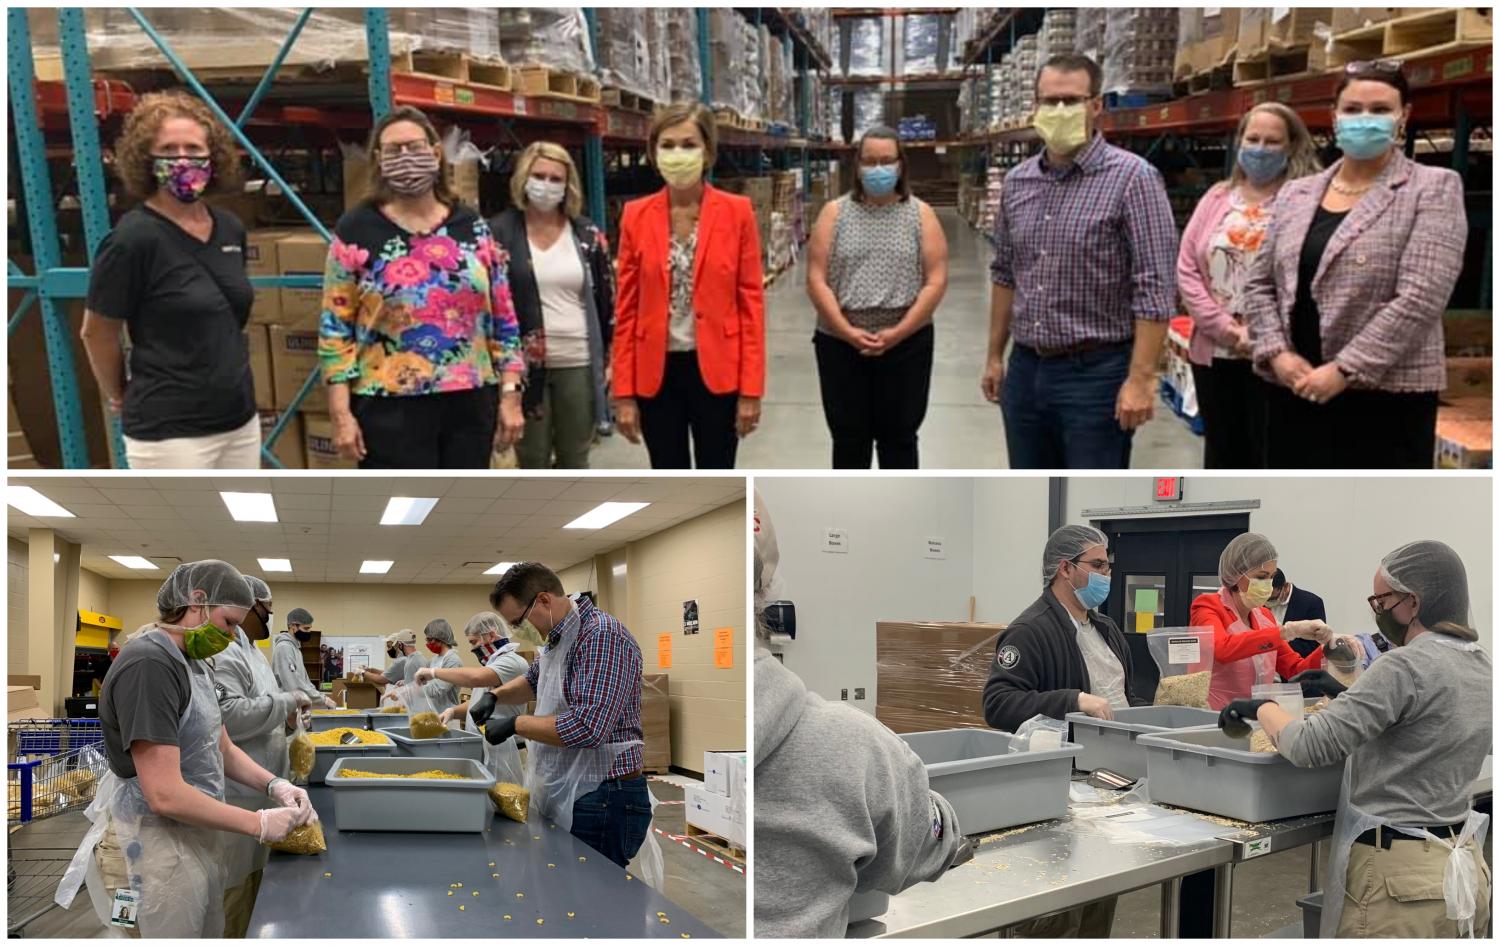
[99,636,192,778]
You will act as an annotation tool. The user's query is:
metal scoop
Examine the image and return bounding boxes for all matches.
[1325,638,1361,687]
[339,731,362,745]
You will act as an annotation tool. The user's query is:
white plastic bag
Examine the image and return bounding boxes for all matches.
[1008,714,1068,753]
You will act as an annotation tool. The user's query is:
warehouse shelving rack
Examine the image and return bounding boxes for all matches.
[7,7,836,468]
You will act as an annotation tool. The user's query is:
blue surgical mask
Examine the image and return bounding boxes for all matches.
[1237,145,1288,186]
[1074,571,1111,611]
[860,164,900,198]
[1335,114,1398,160]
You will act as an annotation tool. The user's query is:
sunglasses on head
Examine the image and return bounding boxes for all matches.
[1344,59,1402,76]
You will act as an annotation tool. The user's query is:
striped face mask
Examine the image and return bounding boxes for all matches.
[380,150,440,196]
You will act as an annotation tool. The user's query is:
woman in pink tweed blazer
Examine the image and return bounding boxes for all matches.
[1241,63,1466,469]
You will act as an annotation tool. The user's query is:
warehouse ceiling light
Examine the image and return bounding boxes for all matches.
[564,502,649,530]
[7,486,75,518]
[483,561,518,575]
[220,492,278,523]
[109,555,158,570]
[380,497,439,526]
[258,558,293,572]
[360,560,394,574]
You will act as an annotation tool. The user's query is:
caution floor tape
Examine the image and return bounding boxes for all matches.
[653,826,746,876]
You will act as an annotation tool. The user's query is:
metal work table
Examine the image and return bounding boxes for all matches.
[248,787,717,938]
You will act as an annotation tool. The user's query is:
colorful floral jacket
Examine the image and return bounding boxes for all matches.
[318,203,524,397]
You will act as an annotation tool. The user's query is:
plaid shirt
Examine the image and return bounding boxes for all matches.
[990,134,1178,350]
[526,597,643,778]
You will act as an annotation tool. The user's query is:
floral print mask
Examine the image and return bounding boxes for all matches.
[151,155,212,203]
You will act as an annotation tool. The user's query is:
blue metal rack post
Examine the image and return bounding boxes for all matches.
[366,8,393,119]
[581,8,608,226]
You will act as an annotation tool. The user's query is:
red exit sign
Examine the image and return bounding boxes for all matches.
[1154,477,1183,502]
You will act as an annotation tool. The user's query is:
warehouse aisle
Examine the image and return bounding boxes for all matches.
[593,209,1204,470]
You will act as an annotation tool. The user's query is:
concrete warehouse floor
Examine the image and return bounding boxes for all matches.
[591,208,1204,470]
[8,779,744,939]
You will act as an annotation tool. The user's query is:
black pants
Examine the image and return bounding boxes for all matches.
[353,386,498,470]
[1191,359,1266,469]
[813,324,935,469]
[1263,381,1438,469]
[636,352,739,469]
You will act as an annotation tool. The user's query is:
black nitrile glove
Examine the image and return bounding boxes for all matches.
[1217,698,1273,739]
[483,714,518,745]
[948,834,975,869]
[1289,669,1348,699]
[470,689,498,726]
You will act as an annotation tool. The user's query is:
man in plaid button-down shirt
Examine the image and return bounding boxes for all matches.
[981,55,1178,469]
[478,563,649,869]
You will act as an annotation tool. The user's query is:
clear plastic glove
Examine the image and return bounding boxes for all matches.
[290,691,312,711]
[413,667,437,687]
[1076,692,1115,721]
[257,806,304,843]
[438,705,463,726]
[1282,619,1332,644]
[267,777,317,823]
[321,696,338,710]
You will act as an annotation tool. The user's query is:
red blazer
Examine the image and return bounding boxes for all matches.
[1191,591,1323,704]
[612,184,766,400]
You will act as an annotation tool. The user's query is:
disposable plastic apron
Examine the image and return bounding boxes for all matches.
[1319,635,1489,938]
[220,628,288,888]
[523,599,665,888]
[473,641,525,783]
[55,628,229,938]
[1208,587,1277,710]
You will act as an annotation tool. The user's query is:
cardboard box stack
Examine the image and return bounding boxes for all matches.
[1101,8,1179,97]
[686,749,747,850]
[1176,8,1242,78]
[875,621,1005,734]
[642,673,672,773]
[718,176,775,267]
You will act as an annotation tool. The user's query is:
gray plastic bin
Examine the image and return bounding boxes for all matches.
[308,711,370,733]
[325,756,493,832]
[1136,727,1341,822]
[899,728,1079,835]
[847,890,890,925]
[1067,706,1220,779]
[309,739,394,784]
[366,710,408,731]
[380,726,485,763]
[1297,891,1322,937]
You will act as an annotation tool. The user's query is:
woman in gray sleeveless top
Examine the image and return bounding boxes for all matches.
[806,126,948,468]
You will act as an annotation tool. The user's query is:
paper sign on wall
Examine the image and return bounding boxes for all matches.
[1134,611,1156,632]
[1134,589,1159,613]
[924,536,946,560]
[823,528,849,553]
[713,628,734,669]
[658,633,672,670]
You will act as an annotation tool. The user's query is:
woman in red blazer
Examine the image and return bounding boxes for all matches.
[612,102,766,469]
[1191,532,1330,709]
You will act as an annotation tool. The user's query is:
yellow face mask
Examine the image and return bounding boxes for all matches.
[1033,103,1090,155]
[656,148,705,189]
[1243,578,1275,610]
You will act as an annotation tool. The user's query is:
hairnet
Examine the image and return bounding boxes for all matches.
[156,560,253,613]
[1218,532,1278,587]
[424,618,455,646]
[286,607,313,626]
[464,611,505,640]
[244,575,272,605]
[1041,525,1108,586]
[1380,540,1471,632]
[753,489,784,614]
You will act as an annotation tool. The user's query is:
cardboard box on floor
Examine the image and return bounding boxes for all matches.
[268,324,328,413]
[246,228,289,325]
[276,232,328,328]
[331,679,382,709]
[875,621,1006,734]
[685,785,745,848]
[303,413,356,469]
[248,325,274,411]
[642,673,672,773]
[703,749,743,797]
[258,411,307,469]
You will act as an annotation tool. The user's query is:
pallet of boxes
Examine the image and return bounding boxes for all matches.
[642,673,672,775]
[875,620,1004,734]
[685,749,747,859]
[1436,310,1493,469]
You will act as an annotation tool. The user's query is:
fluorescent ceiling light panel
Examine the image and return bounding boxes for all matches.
[360,560,394,574]
[483,561,518,575]
[564,502,649,530]
[258,558,293,572]
[110,555,158,570]
[380,497,439,526]
[220,492,278,523]
[7,486,75,518]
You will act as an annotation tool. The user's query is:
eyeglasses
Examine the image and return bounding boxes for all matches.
[1072,556,1113,575]
[1367,590,1409,614]
[1038,95,1093,108]
[380,139,432,158]
[1345,60,1402,75]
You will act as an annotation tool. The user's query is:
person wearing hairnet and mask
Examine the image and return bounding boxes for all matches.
[212,575,311,937]
[360,629,424,700]
[271,607,335,710]
[1219,541,1491,938]
[753,490,971,937]
[1192,532,1351,710]
[413,618,463,720]
[414,612,530,778]
[55,561,316,938]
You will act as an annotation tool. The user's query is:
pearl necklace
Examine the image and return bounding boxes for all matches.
[1329,177,1374,197]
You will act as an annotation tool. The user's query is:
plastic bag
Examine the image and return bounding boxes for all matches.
[266,821,327,855]
[289,722,315,783]
[488,782,531,823]
[1008,715,1068,753]
[1147,628,1215,707]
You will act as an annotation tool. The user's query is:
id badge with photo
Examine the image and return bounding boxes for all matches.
[110,888,140,929]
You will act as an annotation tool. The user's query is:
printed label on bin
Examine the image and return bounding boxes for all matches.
[1167,637,1201,665]
[1243,837,1272,859]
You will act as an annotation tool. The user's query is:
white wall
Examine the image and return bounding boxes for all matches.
[754,478,975,712]
[1065,477,1493,650]
[970,479,1054,623]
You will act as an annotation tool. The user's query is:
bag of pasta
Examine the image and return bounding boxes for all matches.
[402,681,446,739]
[266,820,328,855]
[289,720,315,783]
[488,781,530,823]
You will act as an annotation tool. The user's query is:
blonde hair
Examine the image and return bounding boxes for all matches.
[648,102,718,169]
[509,141,584,219]
[1229,103,1321,187]
[113,90,242,199]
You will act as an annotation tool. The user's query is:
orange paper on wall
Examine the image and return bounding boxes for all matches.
[713,627,734,669]
[657,633,672,669]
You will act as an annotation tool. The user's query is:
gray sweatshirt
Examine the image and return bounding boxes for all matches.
[1279,631,1492,824]
[271,632,322,704]
[754,651,961,938]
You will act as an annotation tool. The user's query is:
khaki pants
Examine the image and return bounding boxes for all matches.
[94,821,142,939]
[222,870,263,939]
[1009,898,1117,937]
[1339,836,1492,938]
[124,413,261,470]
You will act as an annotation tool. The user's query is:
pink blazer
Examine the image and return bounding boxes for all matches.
[1240,153,1466,393]
[1176,182,1260,367]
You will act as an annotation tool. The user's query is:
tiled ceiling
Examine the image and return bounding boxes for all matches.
[8,476,745,584]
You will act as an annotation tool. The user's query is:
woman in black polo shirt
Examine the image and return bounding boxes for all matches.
[80,91,259,469]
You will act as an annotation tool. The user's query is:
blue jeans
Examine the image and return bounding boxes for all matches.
[1000,342,1134,469]
[570,776,652,869]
